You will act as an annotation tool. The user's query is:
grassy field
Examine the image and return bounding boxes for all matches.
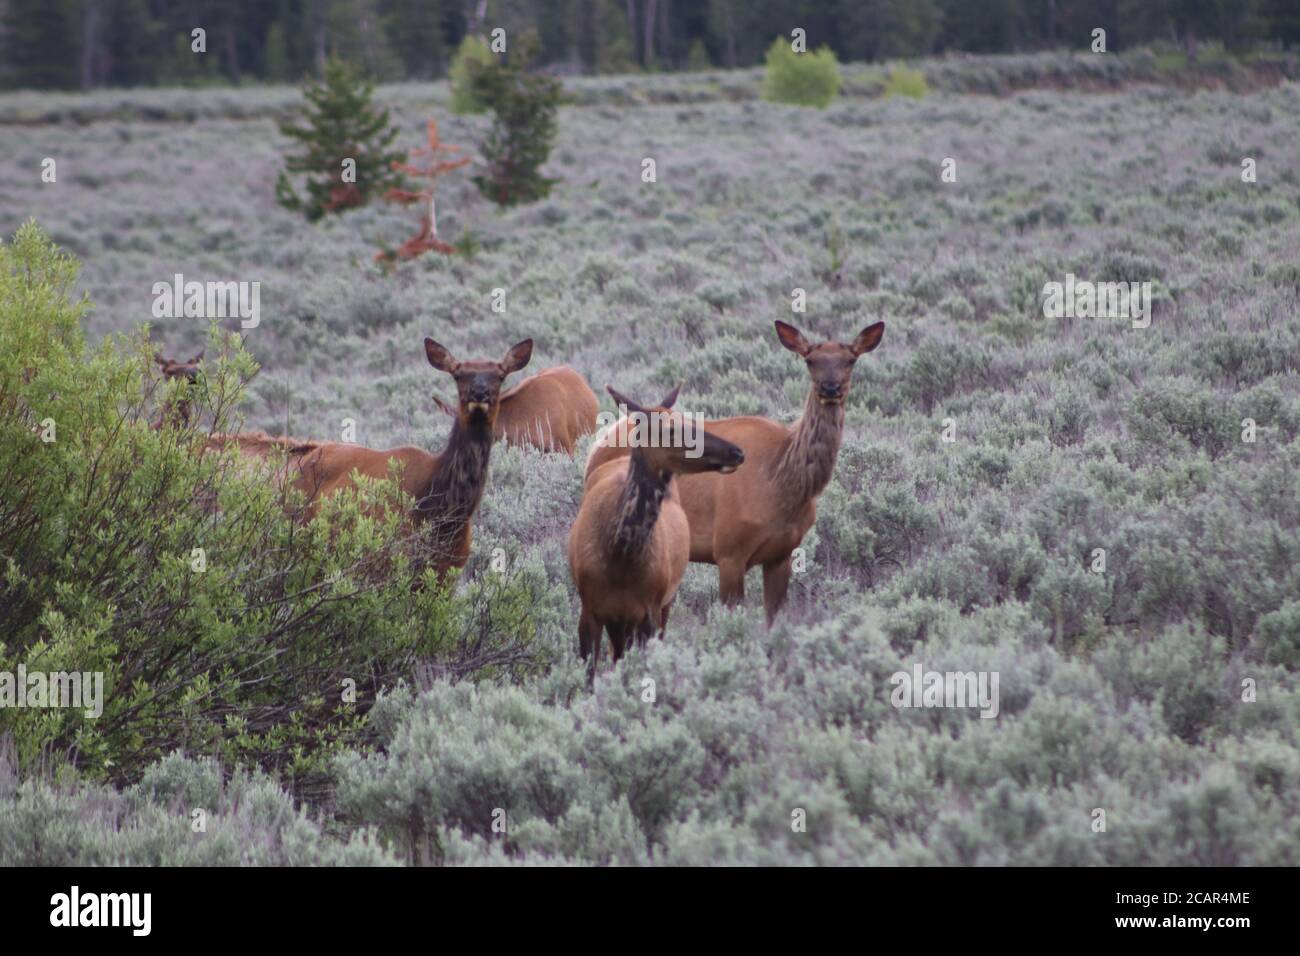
[2,53,1299,864]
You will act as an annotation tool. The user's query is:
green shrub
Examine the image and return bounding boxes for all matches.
[449,35,495,114]
[761,38,842,109]
[1258,601,1300,668]
[0,223,546,785]
[686,39,712,72]
[883,66,929,99]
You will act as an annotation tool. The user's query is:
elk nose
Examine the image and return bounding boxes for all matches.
[818,384,842,398]
[729,446,745,465]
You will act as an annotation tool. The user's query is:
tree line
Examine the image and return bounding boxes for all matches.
[2,0,1298,91]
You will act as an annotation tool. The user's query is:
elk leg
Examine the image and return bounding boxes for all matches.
[718,558,747,606]
[658,599,673,640]
[634,614,655,649]
[578,605,602,680]
[607,622,630,663]
[762,556,793,626]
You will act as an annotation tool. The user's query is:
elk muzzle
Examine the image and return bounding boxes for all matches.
[817,383,845,405]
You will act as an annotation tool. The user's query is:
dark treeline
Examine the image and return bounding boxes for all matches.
[2,0,1299,91]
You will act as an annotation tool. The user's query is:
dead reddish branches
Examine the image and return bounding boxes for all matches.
[377,119,471,263]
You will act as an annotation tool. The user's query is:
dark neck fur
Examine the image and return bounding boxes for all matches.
[163,397,191,428]
[154,381,193,429]
[609,447,669,564]
[417,416,493,548]
[773,389,845,505]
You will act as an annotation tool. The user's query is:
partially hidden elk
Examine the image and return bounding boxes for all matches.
[207,337,534,579]
[584,320,884,624]
[434,365,598,454]
[152,351,203,429]
[568,384,745,679]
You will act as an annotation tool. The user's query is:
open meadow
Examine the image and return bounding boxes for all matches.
[2,53,1299,865]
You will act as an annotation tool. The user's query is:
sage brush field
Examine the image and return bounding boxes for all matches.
[2,56,1300,865]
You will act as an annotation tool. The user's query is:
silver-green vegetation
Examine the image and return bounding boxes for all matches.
[1,50,1298,865]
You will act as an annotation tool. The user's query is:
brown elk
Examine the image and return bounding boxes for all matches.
[584,320,884,625]
[433,365,598,454]
[569,384,745,679]
[25,350,204,439]
[206,338,532,578]
[152,351,203,429]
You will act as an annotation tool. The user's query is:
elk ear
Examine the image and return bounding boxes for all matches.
[774,320,813,356]
[155,352,168,367]
[851,321,885,357]
[431,393,456,418]
[606,385,645,416]
[501,338,533,374]
[425,338,457,372]
[191,350,204,363]
[658,380,683,410]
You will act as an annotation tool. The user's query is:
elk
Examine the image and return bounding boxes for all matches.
[569,384,745,679]
[25,351,204,439]
[152,351,203,428]
[203,430,320,484]
[585,320,884,625]
[433,365,598,454]
[201,338,531,578]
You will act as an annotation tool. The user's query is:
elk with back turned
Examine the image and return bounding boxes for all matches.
[433,364,598,454]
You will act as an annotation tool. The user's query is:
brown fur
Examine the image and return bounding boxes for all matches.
[152,352,203,429]
[584,321,884,624]
[207,338,532,579]
[568,384,744,679]
[205,429,319,458]
[435,365,598,454]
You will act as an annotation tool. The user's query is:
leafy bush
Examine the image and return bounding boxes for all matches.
[686,39,712,72]
[883,66,929,99]
[1257,601,1300,668]
[0,223,546,785]
[761,38,842,108]
[449,35,495,114]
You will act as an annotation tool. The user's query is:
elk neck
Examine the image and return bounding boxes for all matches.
[168,396,192,427]
[608,445,669,565]
[152,397,190,430]
[772,387,846,507]
[416,413,493,544]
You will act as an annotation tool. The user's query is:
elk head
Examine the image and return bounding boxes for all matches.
[606,383,745,478]
[774,320,885,405]
[153,350,204,428]
[155,350,204,384]
[424,337,533,430]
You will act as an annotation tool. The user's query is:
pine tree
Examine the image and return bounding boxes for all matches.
[470,36,563,208]
[274,57,404,220]
[2,0,79,89]
[380,0,447,79]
